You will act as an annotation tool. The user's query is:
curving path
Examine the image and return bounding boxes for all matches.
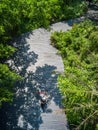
[0,6,98,129]
[25,27,69,130]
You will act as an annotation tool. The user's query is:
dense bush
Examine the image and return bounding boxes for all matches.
[89,31,98,52]
[0,64,21,106]
[0,44,16,61]
[51,20,98,130]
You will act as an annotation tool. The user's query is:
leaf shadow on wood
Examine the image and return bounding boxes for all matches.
[0,32,64,130]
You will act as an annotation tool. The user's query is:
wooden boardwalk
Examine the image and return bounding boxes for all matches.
[39,99,69,130]
[26,27,69,130]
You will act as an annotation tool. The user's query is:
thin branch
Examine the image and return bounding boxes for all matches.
[76,110,98,130]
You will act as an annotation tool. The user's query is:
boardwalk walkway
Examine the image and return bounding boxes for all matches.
[23,26,70,130]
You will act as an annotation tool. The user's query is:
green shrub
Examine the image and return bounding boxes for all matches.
[0,44,16,60]
[0,64,21,106]
[51,20,98,130]
[89,31,98,52]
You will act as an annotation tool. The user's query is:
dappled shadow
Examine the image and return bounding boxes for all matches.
[0,72,42,130]
[0,33,42,130]
[32,64,63,108]
[0,31,64,130]
[0,64,63,130]
[8,32,38,76]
